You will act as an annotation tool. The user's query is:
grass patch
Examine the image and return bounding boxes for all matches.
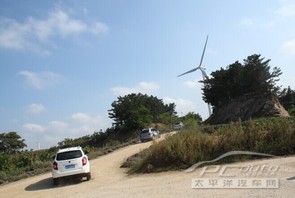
[127,117,295,173]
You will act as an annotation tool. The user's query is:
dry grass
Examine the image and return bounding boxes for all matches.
[127,117,295,173]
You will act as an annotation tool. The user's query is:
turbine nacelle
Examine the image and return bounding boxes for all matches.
[197,65,206,71]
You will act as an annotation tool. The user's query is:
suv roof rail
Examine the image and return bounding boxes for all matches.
[58,146,82,151]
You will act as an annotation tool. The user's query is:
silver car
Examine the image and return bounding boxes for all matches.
[174,121,184,130]
[140,128,160,142]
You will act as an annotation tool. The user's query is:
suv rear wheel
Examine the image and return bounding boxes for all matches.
[53,178,60,186]
[86,172,91,181]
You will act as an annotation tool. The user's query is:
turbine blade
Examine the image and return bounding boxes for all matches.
[178,67,198,77]
[199,35,208,67]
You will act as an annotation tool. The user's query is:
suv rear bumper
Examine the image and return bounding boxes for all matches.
[53,172,90,179]
[52,167,90,178]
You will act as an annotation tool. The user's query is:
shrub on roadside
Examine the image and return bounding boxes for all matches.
[0,150,55,183]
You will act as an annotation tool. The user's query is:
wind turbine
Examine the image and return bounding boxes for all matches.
[178,35,212,116]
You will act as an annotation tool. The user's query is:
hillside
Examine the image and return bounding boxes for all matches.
[206,93,289,125]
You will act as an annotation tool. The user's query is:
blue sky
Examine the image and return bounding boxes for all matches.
[1,0,295,149]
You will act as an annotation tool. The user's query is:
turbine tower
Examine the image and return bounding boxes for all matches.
[178,35,212,116]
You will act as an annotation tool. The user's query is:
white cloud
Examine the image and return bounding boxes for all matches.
[163,97,197,116]
[111,81,160,96]
[0,7,109,53]
[90,22,109,35]
[275,3,295,17]
[111,87,136,96]
[183,80,201,89]
[0,18,28,49]
[48,121,69,132]
[70,112,107,132]
[71,112,95,123]
[138,81,159,91]
[51,113,107,134]
[22,123,46,133]
[281,38,295,55]
[26,103,46,114]
[18,70,64,90]
[43,135,60,145]
[22,112,111,149]
[240,17,255,27]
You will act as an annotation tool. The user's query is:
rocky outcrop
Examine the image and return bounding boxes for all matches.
[205,93,289,125]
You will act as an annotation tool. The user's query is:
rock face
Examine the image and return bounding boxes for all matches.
[205,93,289,125]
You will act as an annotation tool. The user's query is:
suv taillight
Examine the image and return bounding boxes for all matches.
[82,156,87,166]
[53,161,58,170]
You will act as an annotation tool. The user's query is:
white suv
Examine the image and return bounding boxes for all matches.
[52,146,91,185]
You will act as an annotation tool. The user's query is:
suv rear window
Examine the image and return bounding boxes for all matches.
[56,150,82,161]
[141,129,149,134]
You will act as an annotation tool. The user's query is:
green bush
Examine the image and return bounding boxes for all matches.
[0,150,55,182]
[0,154,14,172]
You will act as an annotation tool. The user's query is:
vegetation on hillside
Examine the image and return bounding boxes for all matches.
[127,117,295,173]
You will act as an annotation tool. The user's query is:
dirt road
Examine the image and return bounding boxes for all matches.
[0,135,294,198]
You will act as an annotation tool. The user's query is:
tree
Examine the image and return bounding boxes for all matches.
[279,86,295,112]
[0,132,27,153]
[182,112,202,122]
[108,93,176,130]
[202,54,282,109]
